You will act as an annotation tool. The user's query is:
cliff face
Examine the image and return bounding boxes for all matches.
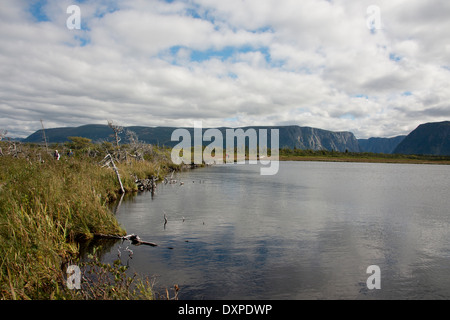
[280,126,360,152]
[393,121,450,156]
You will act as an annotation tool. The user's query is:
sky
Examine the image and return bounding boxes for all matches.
[1,0,449,139]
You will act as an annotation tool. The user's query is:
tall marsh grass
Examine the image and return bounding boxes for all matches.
[0,146,177,299]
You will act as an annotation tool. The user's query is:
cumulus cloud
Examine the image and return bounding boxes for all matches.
[0,0,449,139]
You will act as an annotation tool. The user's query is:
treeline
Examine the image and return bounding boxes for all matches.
[279,147,450,162]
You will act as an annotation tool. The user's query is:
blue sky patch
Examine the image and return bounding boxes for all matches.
[185,7,202,20]
[74,35,90,47]
[353,94,369,99]
[190,47,236,62]
[389,53,402,62]
[29,0,49,22]
[224,117,238,123]
[340,113,356,120]
[169,45,272,65]
[94,2,120,18]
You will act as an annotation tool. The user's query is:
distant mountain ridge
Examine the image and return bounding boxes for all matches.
[358,136,407,154]
[23,124,361,152]
[393,121,450,156]
[22,121,450,155]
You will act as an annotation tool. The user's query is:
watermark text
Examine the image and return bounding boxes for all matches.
[366,265,381,290]
[171,122,279,175]
[66,5,81,30]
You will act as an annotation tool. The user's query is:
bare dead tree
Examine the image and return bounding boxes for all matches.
[7,139,20,158]
[0,129,7,141]
[125,129,144,161]
[107,120,126,162]
[100,153,125,194]
[107,120,123,149]
[0,129,6,156]
[126,129,138,146]
[40,119,49,153]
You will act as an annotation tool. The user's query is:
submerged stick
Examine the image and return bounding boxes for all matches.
[94,233,158,247]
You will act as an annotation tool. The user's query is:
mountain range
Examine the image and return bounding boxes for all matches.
[393,121,450,156]
[21,121,450,156]
[358,136,407,154]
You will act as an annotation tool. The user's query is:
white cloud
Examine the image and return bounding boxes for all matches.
[0,0,449,139]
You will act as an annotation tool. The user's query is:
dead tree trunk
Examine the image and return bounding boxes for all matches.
[40,120,49,153]
[107,120,123,153]
[101,154,125,194]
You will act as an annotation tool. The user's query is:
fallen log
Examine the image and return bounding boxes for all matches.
[124,234,158,247]
[94,233,158,247]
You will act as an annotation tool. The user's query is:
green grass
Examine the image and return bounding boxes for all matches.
[278,148,450,164]
[0,142,179,299]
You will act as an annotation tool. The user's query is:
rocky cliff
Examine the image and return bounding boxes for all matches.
[278,126,360,152]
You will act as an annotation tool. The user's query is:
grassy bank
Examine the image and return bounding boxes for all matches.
[0,141,179,299]
[279,148,450,164]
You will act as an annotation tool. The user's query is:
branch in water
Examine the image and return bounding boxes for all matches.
[94,233,158,247]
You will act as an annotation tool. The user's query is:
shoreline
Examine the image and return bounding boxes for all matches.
[279,155,450,165]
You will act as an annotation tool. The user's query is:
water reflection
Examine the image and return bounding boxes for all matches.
[93,162,450,299]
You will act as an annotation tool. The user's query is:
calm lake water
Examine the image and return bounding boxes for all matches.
[97,161,450,299]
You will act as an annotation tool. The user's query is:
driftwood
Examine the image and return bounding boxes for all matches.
[94,233,158,247]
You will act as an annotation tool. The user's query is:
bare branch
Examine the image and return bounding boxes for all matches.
[107,120,123,149]
[0,129,7,141]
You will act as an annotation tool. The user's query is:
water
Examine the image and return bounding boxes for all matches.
[98,161,450,299]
